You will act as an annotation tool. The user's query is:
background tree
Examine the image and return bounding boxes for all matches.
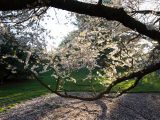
[0,8,52,85]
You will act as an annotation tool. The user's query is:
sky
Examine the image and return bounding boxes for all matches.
[40,8,77,51]
[138,0,160,25]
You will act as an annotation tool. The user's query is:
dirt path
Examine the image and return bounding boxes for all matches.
[0,93,160,120]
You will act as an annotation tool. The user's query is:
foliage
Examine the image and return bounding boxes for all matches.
[0,25,51,84]
[0,8,49,50]
[0,8,54,84]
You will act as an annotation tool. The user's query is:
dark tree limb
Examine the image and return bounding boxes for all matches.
[0,0,160,42]
[98,0,103,5]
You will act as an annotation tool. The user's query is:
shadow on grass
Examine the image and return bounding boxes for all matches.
[0,80,50,113]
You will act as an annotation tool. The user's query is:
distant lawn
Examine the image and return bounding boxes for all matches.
[1,69,160,113]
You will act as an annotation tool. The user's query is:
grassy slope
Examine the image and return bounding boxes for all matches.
[0,70,160,112]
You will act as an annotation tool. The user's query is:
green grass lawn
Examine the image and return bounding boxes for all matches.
[0,80,49,112]
[0,69,160,113]
[112,72,160,93]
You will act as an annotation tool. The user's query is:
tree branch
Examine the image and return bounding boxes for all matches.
[0,0,160,42]
[114,76,141,98]
[131,10,160,16]
[98,0,103,5]
[29,60,160,101]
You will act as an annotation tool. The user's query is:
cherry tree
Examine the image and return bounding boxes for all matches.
[0,0,160,100]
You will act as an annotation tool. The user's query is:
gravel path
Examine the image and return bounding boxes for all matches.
[0,93,160,120]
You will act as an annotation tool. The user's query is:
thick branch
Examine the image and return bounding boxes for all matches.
[64,61,160,100]
[98,0,103,5]
[30,60,160,101]
[95,61,160,100]
[0,0,160,42]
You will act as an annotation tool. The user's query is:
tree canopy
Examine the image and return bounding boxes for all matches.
[0,0,160,41]
[1,0,160,100]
